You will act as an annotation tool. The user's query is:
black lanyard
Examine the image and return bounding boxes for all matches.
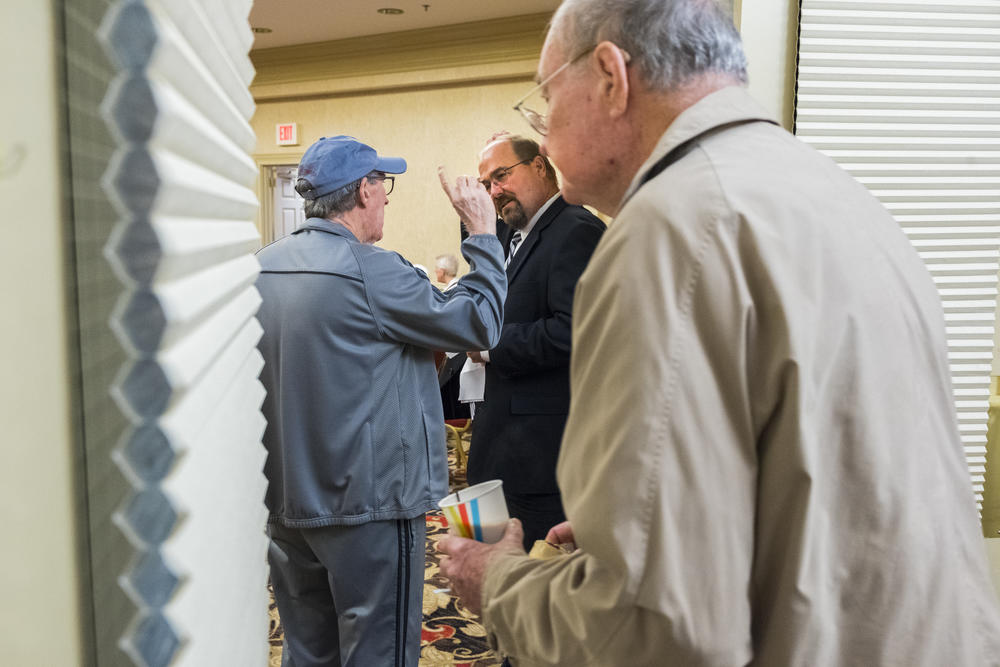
[634,119,773,195]
[637,137,700,190]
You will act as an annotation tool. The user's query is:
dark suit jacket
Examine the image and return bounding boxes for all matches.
[467,196,605,495]
[438,352,470,419]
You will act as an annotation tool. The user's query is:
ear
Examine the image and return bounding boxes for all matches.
[356,178,371,208]
[530,154,546,177]
[592,41,630,118]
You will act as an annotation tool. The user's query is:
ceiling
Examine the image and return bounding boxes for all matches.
[248,0,562,50]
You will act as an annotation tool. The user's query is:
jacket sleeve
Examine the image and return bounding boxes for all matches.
[482,553,671,667]
[488,215,604,378]
[358,233,507,352]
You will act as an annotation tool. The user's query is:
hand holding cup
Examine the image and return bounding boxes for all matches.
[438,518,525,615]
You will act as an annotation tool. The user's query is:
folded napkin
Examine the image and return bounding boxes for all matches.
[458,357,485,403]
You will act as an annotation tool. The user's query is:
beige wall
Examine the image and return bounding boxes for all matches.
[987,379,1000,549]
[740,0,799,129]
[1,0,85,663]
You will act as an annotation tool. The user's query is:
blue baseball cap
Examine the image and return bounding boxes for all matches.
[295,135,407,200]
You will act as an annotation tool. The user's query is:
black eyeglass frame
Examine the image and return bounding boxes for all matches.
[370,174,395,195]
[477,158,534,190]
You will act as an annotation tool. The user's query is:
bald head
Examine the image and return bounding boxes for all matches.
[478,133,560,230]
[478,133,559,190]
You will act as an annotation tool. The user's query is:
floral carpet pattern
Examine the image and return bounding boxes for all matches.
[416,511,500,666]
[268,438,502,666]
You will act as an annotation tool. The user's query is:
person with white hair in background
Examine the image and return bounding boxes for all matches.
[436,252,472,419]
[438,0,1000,665]
[435,252,460,289]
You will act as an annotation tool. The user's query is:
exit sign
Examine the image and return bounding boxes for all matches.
[276,123,298,146]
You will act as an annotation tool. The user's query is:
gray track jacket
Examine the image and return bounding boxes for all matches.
[256,218,506,527]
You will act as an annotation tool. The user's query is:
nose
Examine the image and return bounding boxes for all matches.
[488,180,505,197]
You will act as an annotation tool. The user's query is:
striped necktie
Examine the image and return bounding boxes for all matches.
[505,230,524,269]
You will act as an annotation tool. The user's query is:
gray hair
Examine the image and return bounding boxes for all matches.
[298,172,378,219]
[550,0,747,91]
[435,253,459,277]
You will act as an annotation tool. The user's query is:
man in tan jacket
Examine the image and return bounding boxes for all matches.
[439,0,1000,665]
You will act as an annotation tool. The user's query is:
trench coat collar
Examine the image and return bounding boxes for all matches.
[620,86,778,208]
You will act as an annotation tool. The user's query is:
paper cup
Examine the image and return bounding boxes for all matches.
[438,479,508,543]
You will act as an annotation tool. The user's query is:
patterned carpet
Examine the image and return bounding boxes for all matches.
[268,436,503,666]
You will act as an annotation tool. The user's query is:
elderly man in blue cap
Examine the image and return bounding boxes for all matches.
[255,135,506,666]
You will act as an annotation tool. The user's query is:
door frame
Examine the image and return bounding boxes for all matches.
[254,152,303,247]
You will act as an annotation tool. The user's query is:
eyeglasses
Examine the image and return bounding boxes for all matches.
[370,174,395,195]
[477,158,533,190]
[513,44,630,136]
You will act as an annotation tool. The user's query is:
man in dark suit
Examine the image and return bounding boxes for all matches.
[465,132,605,549]
[440,218,511,420]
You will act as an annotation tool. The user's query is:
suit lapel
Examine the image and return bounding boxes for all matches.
[506,196,567,283]
[496,217,513,248]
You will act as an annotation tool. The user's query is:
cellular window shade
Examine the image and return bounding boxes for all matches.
[99,0,269,665]
[794,0,1000,510]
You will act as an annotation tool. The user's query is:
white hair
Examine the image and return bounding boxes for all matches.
[550,0,748,92]
[435,254,458,278]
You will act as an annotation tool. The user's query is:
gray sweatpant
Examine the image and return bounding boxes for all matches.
[268,517,426,667]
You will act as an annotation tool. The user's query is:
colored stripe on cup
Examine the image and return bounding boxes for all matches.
[443,499,483,541]
[458,503,471,537]
[444,505,471,538]
[470,499,483,541]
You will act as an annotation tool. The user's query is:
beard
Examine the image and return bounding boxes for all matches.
[498,197,528,230]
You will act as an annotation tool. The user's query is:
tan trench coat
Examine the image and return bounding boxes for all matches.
[481,87,1000,666]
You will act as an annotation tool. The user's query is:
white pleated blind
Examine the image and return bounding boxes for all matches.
[99,0,269,665]
[795,0,1000,510]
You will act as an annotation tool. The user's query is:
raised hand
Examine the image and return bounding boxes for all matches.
[438,166,497,237]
